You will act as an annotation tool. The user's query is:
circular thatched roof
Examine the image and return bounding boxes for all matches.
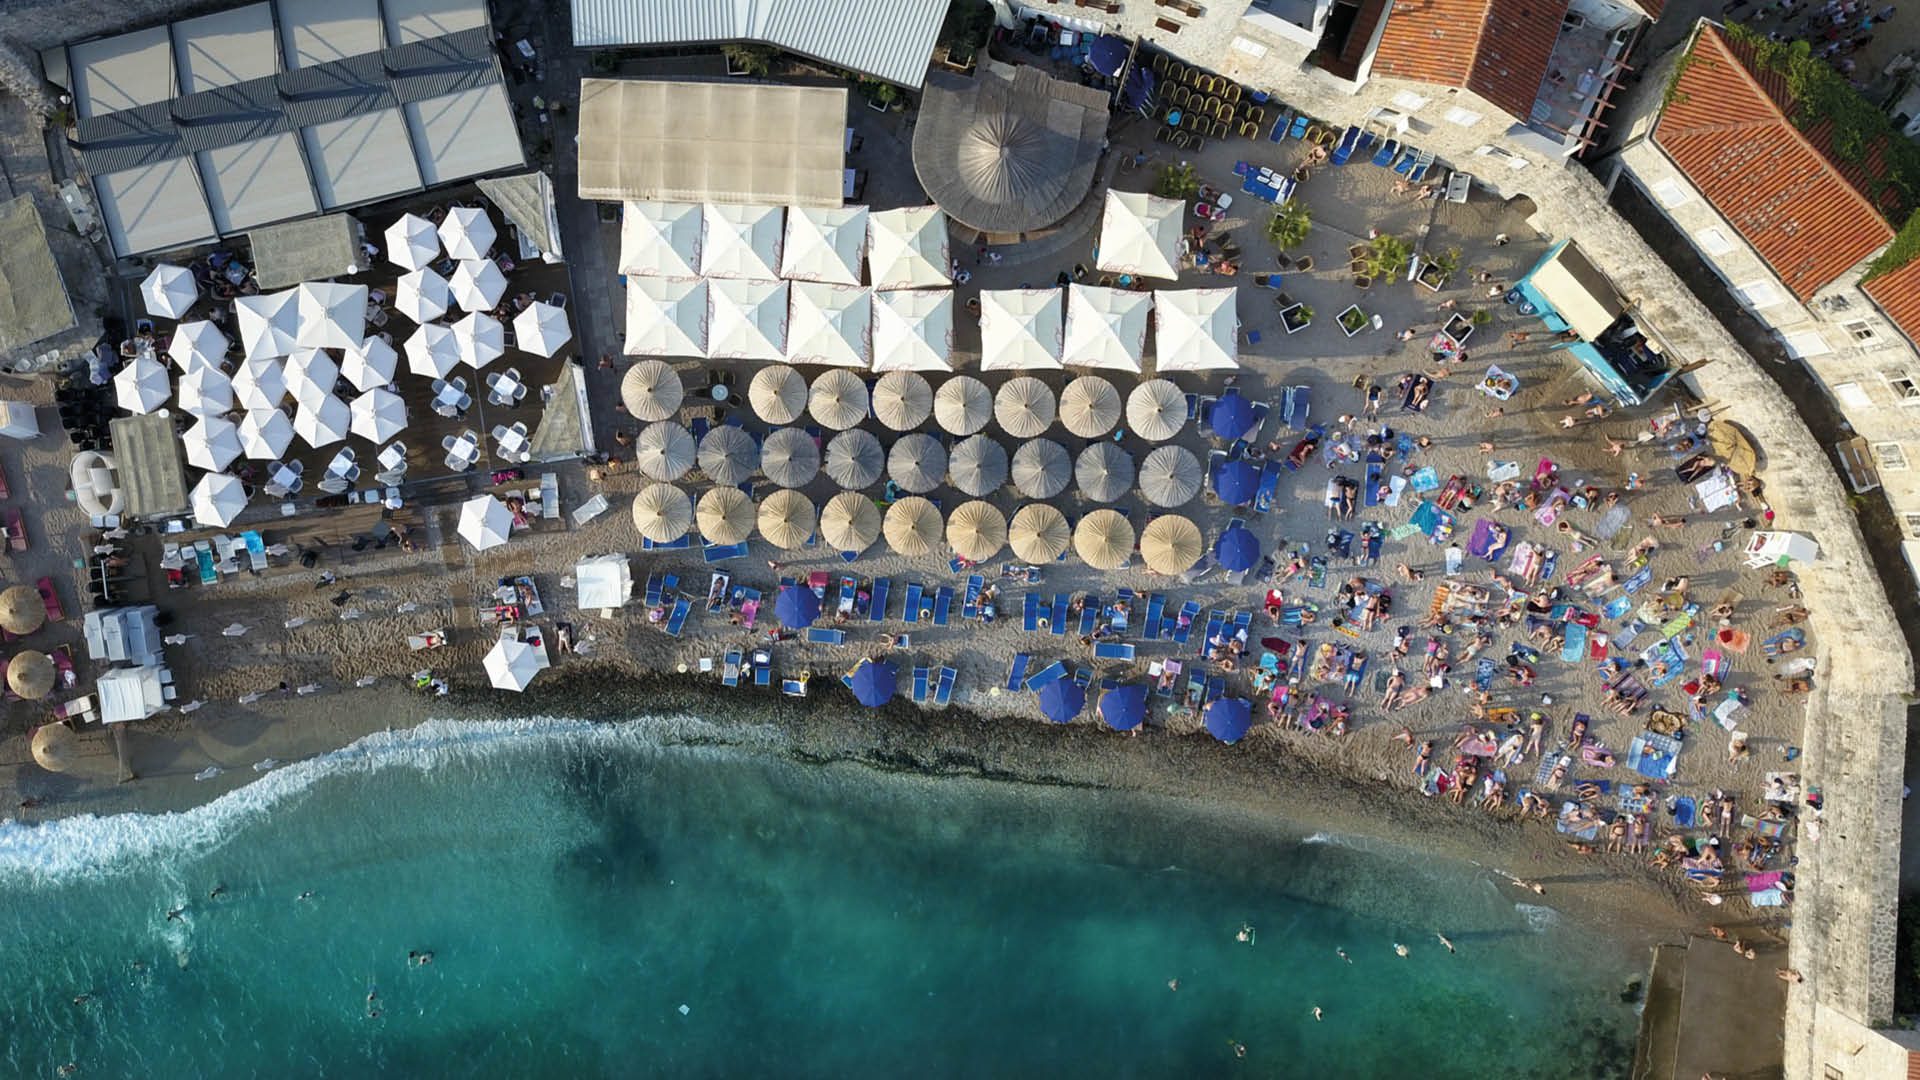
[912,60,1111,236]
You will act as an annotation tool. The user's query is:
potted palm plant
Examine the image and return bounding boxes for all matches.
[1265,201,1311,251]
[1416,246,1460,292]
[1363,234,1412,284]
[1338,305,1367,337]
[1280,303,1313,334]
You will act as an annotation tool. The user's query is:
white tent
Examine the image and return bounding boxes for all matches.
[458,494,512,551]
[183,415,242,471]
[868,206,951,289]
[284,348,339,408]
[979,289,1064,371]
[233,290,299,360]
[231,357,286,411]
[786,282,870,368]
[871,289,954,372]
[618,201,702,278]
[238,407,293,459]
[700,203,784,280]
[168,320,228,371]
[97,665,168,724]
[1153,288,1239,372]
[350,387,408,443]
[483,633,543,692]
[385,213,440,272]
[453,312,505,371]
[1096,191,1182,281]
[624,277,708,356]
[449,259,508,313]
[114,355,170,414]
[140,263,198,319]
[341,336,399,392]
[706,279,789,361]
[405,323,461,378]
[295,281,369,350]
[396,268,451,324]
[781,205,867,285]
[177,364,234,417]
[575,553,633,611]
[190,471,246,527]
[439,206,497,262]
[512,302,571,358]
[1062,285,1151,373]
[293,394,350,448]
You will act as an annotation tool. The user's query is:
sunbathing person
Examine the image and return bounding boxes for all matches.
[1481,781,1507,812]
[1776,675,1813,694]
[1381,669,1408,710]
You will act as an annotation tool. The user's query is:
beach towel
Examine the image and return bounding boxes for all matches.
[1389,522,1424,541]
[1487,460,1520,483]
[1475,657,1497,691]
[1445,545,1464,576]
[1556,802,1605,841]
[1466,518,1499,560]
[1560,623,1588,663]
[1659,612,1693,640]
[1534,502,1561,528]
[1460,733,1499,757]
[1672,796,1697,828]
[1410,467,1439,492]
[1532,753,1569,789]
[1762,628,1804,657]
[1507,542,1542,581]
[1716,627,1751,652]
[1620,566,1653,595]
[1588,633,1609,661]
[1594,505,1631,540]
[1384,476,1407,507]
[1409,501,1442,537]
[1627,732,1681,780]
[1702,649,1727,678]
[1603,596,1632,620]
[1750,887,1786,907]
[1580,741,1614,769]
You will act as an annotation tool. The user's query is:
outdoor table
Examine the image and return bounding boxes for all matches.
[378,442,407,471]
[269,463,300,490]
[489,370,525,406]
[496,425,531,462]
[843,169,856,200]
[325,448,356,478]
[711,383,729,402]
[433,381,466,412]
[445,435,479,471]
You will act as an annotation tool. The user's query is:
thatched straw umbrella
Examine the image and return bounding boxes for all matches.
[30,723,75,773]
[994,376,1056,438]
[696,425,758,486]
[888,433,947,494]
[1008,504,1071,562]
[933,375,992,435]
[883,496,943,557]
[1139,445,1203,508]
[695,487,755,545]
[1010,440,1071,500]
[1075,442,1134,502]
[7,650,56,700]
[634,422,696,481]
[761,428,821,488]
[872,370,933,431]
[1127,378,1187,441]
[1073,508,1135,570]
[808,369,869,430]
[947,500,1008,562]
[632,483,693,542]
[948,435,1008,497]
[825,429,885,489]
[1060,375,1121,438]
[1140,514,1203,575]
[821,491,883,553]
[758,490,817,550]
[620,359,683,421]
[0,584,46,635]
[750,365,808,424]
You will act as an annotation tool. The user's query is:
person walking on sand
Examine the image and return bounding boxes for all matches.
[164,633,192,646]
[284,616,310,630]
[355,675,379,688]
[238,690,266,705]
[178,699,206,714]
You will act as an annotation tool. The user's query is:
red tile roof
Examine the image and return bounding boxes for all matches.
[1653,24,1900,299]
[1371,0,1567,120]
[1864,259,1920,349]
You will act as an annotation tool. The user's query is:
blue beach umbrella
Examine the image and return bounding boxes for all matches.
[1213,458,1257,506]
[1037,678,1086,723]
[848,658,898,707]
[1099,684,1148,731]
[1209,391,1256,442]
[1215,522,1260,573]
[1205,697,1253,744]
[775,584,820,629]
[1088,35,1131,77]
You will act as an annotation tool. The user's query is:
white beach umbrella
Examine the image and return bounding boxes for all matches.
[233,290,299,360]
[284,348,339,409]
[867,206,952,289]
[450,259,508,314]
[114,356,169,414]
[190,472,246,528]
[183,415,242,472]
[440,206,497,262]
[695,486,753,545]
[1010,439,1071,499]
[405,324,460,378]
[238,408,294,460]
[757,489,816,550]
[933,376,992,436]
[295,281,368,350]
[1139,445,1203,507]
[1061,375,1122,438]
[620,360,684,421]
[484,634,543,692]
[888,432,946,494]
[386,213,440,272]
[1140,514,1203,575]
[696,424,759,486]
[350,387,408,443]
[808,369,869,431]
[341,336,398,392]
[946,500,1006,562]
[140,263,198,319]
[168,320,228,371]
[293,393,350,448]
[458,494,513,551]
[453,311,505,371]
[820,490,882,553]
[633,483,695,543]
[949,435,1008,497]
[1075,441,1134,502]
[1096,191,1183,281]
[1009,503,1071,562]
[396,268,451,324]
[883,496,942,557]
[618,201,702,278]
[512,302,572,358]
[231,357,287,411]
[178,364,234,417]
[1074,508,1136,570]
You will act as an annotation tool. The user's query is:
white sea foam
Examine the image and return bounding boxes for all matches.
[0,713,783,885]
[1515,902,1560,933]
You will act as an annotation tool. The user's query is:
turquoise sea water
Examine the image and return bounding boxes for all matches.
[0,719,1641,1078]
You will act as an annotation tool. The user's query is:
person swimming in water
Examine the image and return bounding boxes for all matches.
[165,907,185,922]
[409,950,435,966]
[1394,943,1409,957]
[208,884,227,900]
[1313,1006,1323,1022]
[1235,924,1256,945]
[1336,947,1351,964]
[1436,933,1455,954]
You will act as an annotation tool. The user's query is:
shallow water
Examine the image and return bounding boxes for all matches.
[0,718,1641,1078]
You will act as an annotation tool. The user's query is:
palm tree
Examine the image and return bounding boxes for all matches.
[1266,201,1312,250]
[1153,162,1200,200]
[1365,235,1412,282]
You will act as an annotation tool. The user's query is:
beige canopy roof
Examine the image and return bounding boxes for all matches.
[577,79,847,207]
[695,486,754,545]
[1009,503,1071,562]
[1529,239,1627,341]
[884,496,942,557]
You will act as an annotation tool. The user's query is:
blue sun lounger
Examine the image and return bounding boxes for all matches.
[1289,114,1310,138]
[703,542,748,563]
[913,665,931,703]
[1094,642,1135,662]
[934,666,957,705]
[869,578,890,622]
[642,534,691,551]
[1233,611,1253,640]
[722,649,743,687]
[933,586,954,626]
[1079,595,1100,637]
[1025,659,1068,690]
[1253,460,1283,513]
[806,627,845,646]
[903,583,924,623]
[664,598,691,637]
[1171,600,1201,644]
[963,575,984,619]
[1196,610,1226,656]
[1329,125,1361,164]
[1143,593,1166,639]
[645,573,677,607]
[1371,137,1400,167]
[1007,653,1031,691]
[753,652,771,686]
[1394,146,1422,175]
[1050,594,1069,636]
[1024,593,1042,632]
[1364,455,1384,507]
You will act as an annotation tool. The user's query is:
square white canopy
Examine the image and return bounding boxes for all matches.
[979,289,1064,371]
[871,289,954,372]
[867,206,951,289]
[700,203,785,281]
[1152,288,1239,372]
[785,282,870,368]
[618,201,702,278]
[575,553,632,611]
[706,279,789,361]
[1062,284,1151,373]
[781,206,867,286]
[1096,191,1182,281]
[624,277,708,356]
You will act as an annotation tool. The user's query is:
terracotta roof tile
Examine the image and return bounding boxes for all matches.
[1372,0,1567,119]
[1653,24,1899,298]
[1864,259,1920,350]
